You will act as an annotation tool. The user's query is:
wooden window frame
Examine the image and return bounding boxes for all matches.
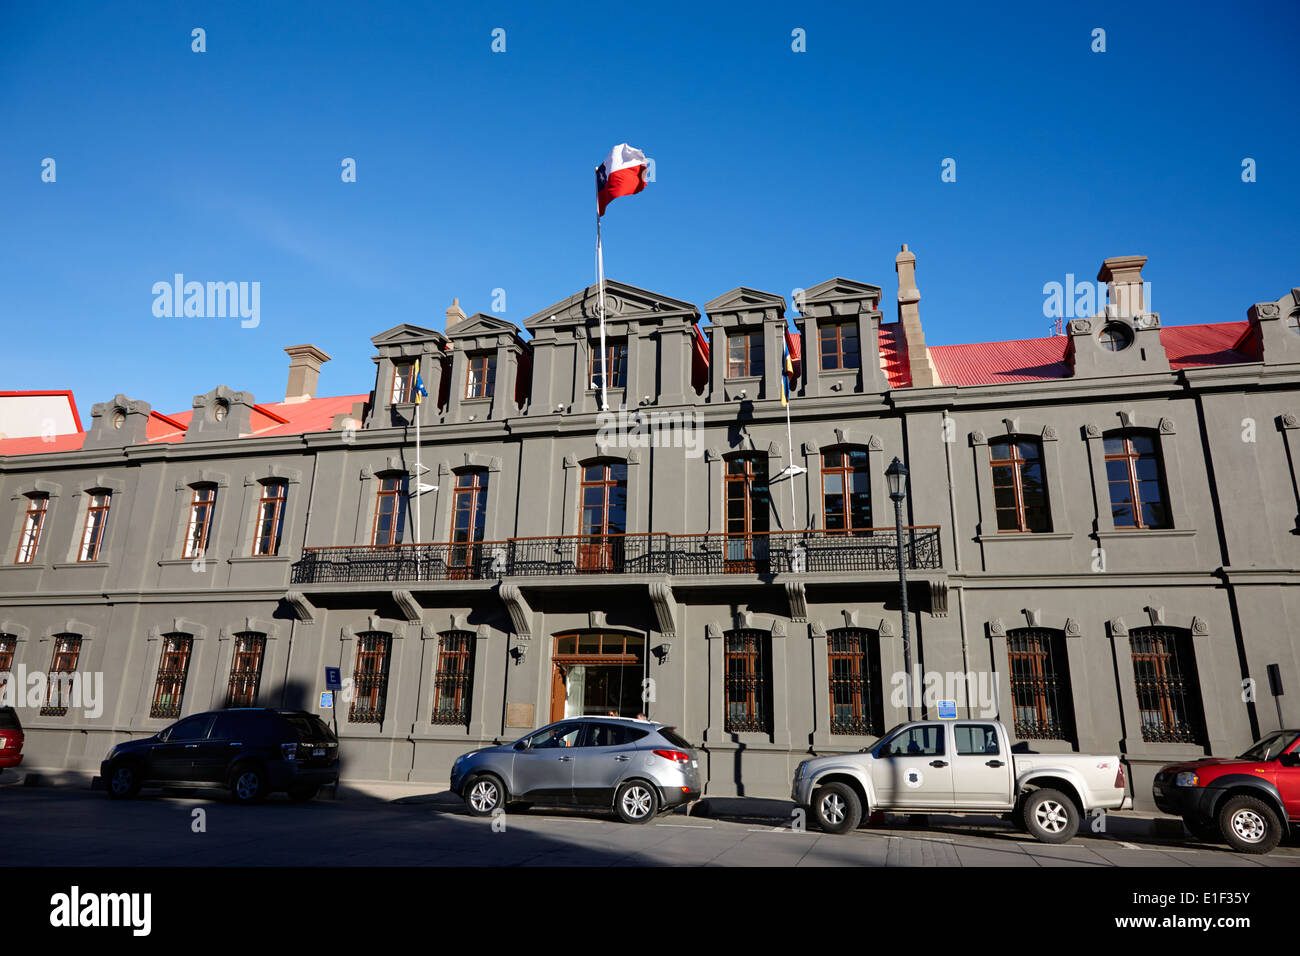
[348,632,391,724]
[252,481,288,556]
[180,487,216,559]
[827,628,880,735]
[589,340,628,390]
[150,633,193,719]
[724,629,771,733]
[726,329,764,379]
[371,476,409,547]
[1006,628,1074,740]
[391,361,415,405]
[989,438,1051,533]
[41,634,81,716]
[1104,432,1171,530]
[724,455,770,571]
[225,632,266,708]
[431,631,474,725]
[14,494,49,564]
[77,491,112,562]
[819,321,861,371]
[464,353,497,399]
[821,449,871,534]
[0,635,14,697]
[1129,627,1207,745]
[578,462,628,572]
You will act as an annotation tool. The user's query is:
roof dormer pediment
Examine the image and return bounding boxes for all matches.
[523,280,698,332]
[799,277,883,318]
[370,324,447,349]
[703,287,786,327]
[447,313,523,339]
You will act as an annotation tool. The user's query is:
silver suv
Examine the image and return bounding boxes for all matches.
[450,717,702,823]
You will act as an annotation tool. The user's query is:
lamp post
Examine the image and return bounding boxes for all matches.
[886,456,913,719]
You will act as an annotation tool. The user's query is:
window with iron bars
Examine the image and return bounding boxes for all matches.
[827,628,881,735]
[150,633,193,719]
[225,632,266,708]
[431,631,474,725]
[349,632,391,723]
[1007,628,1075,740]
[41,634,81,716]
[1130,627,1206,745]
[724,629,771,734]
[0,634,14,697]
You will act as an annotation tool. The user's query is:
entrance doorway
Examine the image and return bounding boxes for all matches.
[549,632,646,722]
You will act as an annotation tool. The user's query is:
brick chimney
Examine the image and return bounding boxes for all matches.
[895,244,940,387]
[1097,255,1148,316]
[445,297,467,332]
[283,344,331,404]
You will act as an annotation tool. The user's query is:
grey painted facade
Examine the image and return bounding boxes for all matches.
[2,260,1299,811]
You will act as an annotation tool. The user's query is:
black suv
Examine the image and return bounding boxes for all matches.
[100,708,339,804]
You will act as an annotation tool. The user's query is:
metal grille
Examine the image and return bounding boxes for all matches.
[150,633,193,719]
[1007,628,1074,740]
[41,634,81,716]
[827,629,881,735]
[724,630,770,734]
[225,632,265,708]
[1130,628,1206,744]
[0,635,14,698]
[431,631,474,726]
[349,632,391,724]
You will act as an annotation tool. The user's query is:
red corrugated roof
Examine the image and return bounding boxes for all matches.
[0,394,367,457]
[878,322,912,388]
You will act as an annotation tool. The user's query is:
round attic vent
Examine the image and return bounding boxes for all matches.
[112,409,125,429]
[214,400,229,422]
[1098,322,1133,352]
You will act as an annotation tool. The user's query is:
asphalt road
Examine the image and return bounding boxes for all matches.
[2,786,1299,867]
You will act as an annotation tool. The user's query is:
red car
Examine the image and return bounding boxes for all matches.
[1153,730,1300,853]
[0,707,24,769]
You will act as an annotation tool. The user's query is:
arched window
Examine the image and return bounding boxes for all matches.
[349,632,391,724]
[822,448,871,533]
[41,633,81,716]
[1006,628,1074,740]
[432,631,475,726]
[225,631,266,708]
[1104,432,1170,529]
[827,628,882,735]
[990,438,1051,533]
[1129,627,1206,745]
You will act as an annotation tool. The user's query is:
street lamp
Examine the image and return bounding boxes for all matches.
[885,456,914,719]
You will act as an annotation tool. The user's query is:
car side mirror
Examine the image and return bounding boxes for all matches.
[513,739,528,751]
[157,729,169,743]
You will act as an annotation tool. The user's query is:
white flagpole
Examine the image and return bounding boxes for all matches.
[414,361,422,576]
[785,388,797,526]
[597,215,608,412]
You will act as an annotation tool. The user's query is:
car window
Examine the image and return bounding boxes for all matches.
[529,723,583,749]
[583,723,648,747]
[656,727,692,749]
[1239,732,1299,762]
[955,724,999,756]
[284,715,336,743]
[878,726,944,757]
[167,714,212,742]
[0,707,21,732]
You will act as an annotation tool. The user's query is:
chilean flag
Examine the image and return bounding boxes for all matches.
[596,143,648,217]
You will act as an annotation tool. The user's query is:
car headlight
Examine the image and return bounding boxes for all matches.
[1175,771,1199,787]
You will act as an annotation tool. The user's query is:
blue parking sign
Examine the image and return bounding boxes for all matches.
[325,667,342,691]
[320,691,334,709]
[937,699,957,719]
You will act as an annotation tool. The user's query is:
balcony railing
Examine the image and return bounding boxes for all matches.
[290,527,941,585]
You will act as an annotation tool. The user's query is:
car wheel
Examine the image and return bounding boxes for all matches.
[465,775,505,817]
[1184,815,1222,843]
[615,780,659,824]
[811,781,862,835]
[1218,795,1281,854]
[287,785,319,803]
[1022,788,1079,844]
[106,761,141,800]
[230,763,268,804]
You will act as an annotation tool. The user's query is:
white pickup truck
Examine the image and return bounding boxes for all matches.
[791,719,1131,843]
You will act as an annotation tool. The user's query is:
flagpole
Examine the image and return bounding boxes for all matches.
[785,389,797,526]
[597,214,608,412]
[415,361,422,576]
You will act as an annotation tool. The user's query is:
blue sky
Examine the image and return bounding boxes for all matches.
[2,1,1297,420]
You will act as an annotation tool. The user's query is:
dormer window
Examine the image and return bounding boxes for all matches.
[819,322,860,371]
[465,353,496,399]
[1098,323,1133,351]
[727,330,764,378]
[391,362,415,405]
[590,340,627,390]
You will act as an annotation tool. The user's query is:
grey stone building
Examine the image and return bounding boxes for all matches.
[2,249,1298,810]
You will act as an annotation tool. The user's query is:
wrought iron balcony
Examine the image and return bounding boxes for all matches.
[290,527,942,585]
